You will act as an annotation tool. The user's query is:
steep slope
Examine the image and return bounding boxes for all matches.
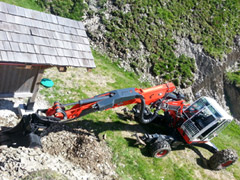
[225,65,240,120]
[83,0,240,112]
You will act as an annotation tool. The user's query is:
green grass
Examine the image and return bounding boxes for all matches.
[0,0,44,11]
[41,50,240,180]
[226,70,240,86]
[212,121,240,180]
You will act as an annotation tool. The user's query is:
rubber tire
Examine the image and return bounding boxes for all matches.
[150,141,171,158]
[208,149,238,170]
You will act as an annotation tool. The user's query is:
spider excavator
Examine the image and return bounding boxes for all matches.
[0,82,238,170]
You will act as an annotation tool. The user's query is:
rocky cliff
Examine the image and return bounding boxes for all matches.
[175,37,240,108]
[224,81,240,121]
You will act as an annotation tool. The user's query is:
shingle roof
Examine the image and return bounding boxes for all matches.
[0,2,95,68]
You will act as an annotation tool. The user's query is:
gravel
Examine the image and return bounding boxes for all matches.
[0,95,117,180]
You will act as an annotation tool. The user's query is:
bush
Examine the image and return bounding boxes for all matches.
[36,0,87,20]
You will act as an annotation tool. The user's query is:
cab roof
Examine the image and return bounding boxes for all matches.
[203,97,233,121]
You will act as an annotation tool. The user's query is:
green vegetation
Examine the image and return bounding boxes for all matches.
[41,50,240,180]
[226,71,240,86]
[95,0,239,87]
[0,0,43,11]
[36,0,87,20]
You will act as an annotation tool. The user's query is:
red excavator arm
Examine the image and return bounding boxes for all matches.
[44,82,176,121]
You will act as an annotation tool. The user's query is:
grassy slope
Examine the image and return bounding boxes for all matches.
[41,51,240,180]
[92,0,240,87]
[0,0,43,11]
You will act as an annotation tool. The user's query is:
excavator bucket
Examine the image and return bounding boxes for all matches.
[0,114,55,148]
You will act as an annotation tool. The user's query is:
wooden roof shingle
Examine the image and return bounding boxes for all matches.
[0,2,95,68]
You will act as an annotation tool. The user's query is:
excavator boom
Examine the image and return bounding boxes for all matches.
[45,83,175,121]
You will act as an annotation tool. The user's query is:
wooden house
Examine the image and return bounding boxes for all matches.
[0,2,95,111]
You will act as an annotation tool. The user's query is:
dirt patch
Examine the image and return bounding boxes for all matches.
[41,124,117,179]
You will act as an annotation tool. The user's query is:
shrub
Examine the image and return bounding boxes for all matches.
[36,0,87,20]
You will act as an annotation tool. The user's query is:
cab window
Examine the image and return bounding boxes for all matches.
[184,98,209,118]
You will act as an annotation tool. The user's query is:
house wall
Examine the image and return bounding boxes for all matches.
[0,65,44,98]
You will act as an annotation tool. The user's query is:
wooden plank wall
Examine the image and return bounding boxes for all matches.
[0,65,41,97]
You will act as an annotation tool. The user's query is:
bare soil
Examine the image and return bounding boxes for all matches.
[41,123,117,179]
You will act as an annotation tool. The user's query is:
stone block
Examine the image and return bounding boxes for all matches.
[0,41,4,50]
[0,12,7,21]
[1,51,8,60]
[36,54,46,64]
[26,44,35,53]
[63,49,72,57]
[78,22,85,30]
[0,2,8,13]
[6,51,14,61]
[0,31,8,41]
[15,6,25,17]
[18,43,28,52]
[3,41,11,51]
[51,15,58,24]
[6,3,17,15]
[27,35,35,44]
[33,45,40,54]
[56,48,64,56]
[10,42,20,52]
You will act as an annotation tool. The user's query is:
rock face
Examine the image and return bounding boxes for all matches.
[83,1,158,84]
[224,81,240,120]
[175,37,240,109]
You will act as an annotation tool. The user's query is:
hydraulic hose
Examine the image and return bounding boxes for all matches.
[138,95,159,124]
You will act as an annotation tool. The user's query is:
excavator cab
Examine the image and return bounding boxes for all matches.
[181,97,233,142]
